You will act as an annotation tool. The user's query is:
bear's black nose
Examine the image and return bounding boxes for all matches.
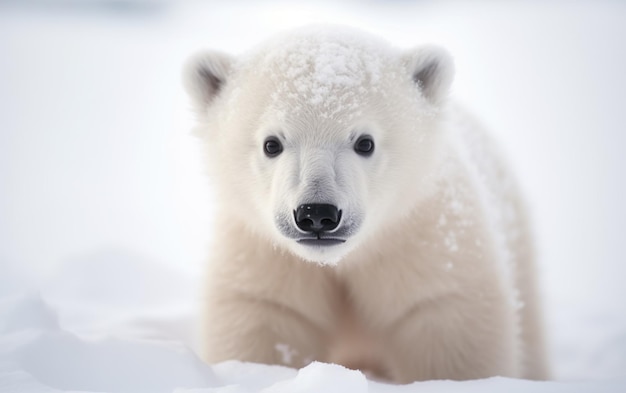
[294,204,341,234]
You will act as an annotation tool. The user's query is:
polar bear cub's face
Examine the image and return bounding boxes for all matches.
[184,28,454,265]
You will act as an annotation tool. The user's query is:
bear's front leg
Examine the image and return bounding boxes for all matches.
[199,288,330,368]
[381,287,521,383]
[198,233,342,369]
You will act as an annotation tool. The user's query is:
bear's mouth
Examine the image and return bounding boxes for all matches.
[297,238,346,246]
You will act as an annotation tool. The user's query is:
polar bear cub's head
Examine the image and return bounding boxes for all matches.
[184,27,454,265]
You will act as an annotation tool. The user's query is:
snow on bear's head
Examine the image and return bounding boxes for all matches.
[184,26,454,265]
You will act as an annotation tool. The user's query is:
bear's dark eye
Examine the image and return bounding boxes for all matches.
[264,136,283,157]
[354,135,375,156]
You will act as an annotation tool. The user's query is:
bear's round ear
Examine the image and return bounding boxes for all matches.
[403,45,455,104]
[182,50,234,109]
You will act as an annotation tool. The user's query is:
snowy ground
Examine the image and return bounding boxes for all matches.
[1,0,626,392]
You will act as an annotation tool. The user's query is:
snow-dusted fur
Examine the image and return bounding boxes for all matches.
[184,26,549,383]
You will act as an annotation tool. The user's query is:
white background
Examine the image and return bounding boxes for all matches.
[1,0,625,387]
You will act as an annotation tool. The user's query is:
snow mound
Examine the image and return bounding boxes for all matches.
[0,292,216,393]
[263,362,367,393]
[1,292,626,392]
[0,293,59,335]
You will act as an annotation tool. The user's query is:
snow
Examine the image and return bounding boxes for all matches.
[274,344,297,366]
[1,0,626,392]
[252,26,391,121]
[4,293,623,393]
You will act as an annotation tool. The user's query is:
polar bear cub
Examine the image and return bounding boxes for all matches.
[183,26,549,383]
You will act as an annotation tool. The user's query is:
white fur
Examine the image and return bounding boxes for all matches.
[184,26,549,382]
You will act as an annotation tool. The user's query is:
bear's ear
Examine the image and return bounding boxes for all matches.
[403,45,455,104]
[183,50,234,108]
